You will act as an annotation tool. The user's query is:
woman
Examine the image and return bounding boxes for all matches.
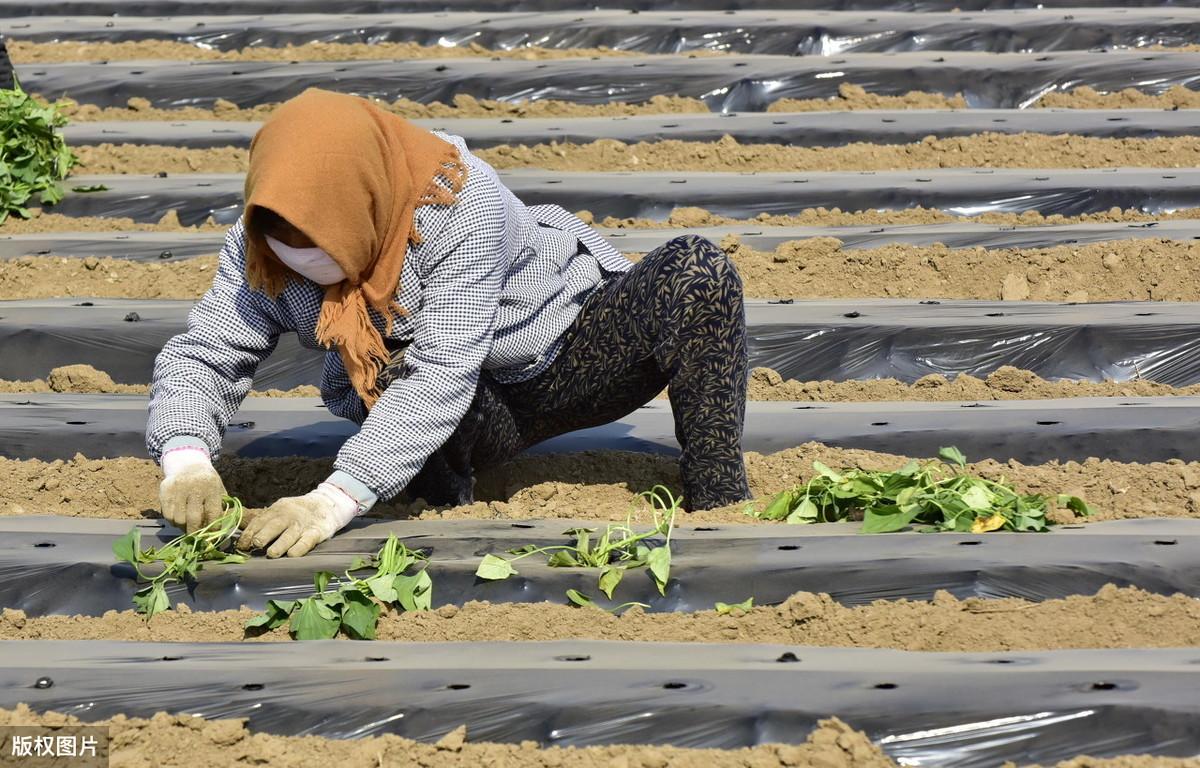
[148,88,749,558]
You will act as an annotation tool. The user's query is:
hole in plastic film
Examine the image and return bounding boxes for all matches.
[33,677,53,689]
[778,544,800,551]
[871,421,888,426]
[32,542,55,548]
[776,652,801,663]
[1154,539,1178,546]
[242,683,264,691]
[1035,421,1060,426]
[555,655,591,662]
[874,683,898,690]
[447,683,471,690]
[511,523,535,529]
[1090,681,1117,691]
[662,681,688,689]
[65,421,88,425]
[958,541,982,546]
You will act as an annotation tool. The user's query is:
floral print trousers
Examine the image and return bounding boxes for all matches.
[391,234,750,511]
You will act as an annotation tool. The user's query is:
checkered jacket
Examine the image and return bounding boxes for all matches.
[146,132,631,501]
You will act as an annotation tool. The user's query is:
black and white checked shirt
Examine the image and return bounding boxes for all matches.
[147,132,632,502]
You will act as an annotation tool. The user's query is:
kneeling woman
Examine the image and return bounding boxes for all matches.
[148,88,749,558]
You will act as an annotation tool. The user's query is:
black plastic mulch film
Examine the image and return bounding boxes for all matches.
[16,51,1200,111]
[8,391,1200,464]
[4,516,1200,614]
[43,168,1200,226]
[0,0,1188,14]
[5,219,1199,263]
[7,9,1200,54]
[9,297,1200,387]
[59,109,1200,150]
[3,638,1199,767]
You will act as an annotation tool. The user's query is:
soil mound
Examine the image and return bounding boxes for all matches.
[0,704,890,768]
[0,445,1193,524]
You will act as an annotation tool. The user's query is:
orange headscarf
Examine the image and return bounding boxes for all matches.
[243,88,468,408]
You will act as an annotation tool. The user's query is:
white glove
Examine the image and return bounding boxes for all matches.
[159,445,227,533]
[236,483,359,558]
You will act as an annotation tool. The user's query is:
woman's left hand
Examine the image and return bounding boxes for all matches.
[236,484,358,558]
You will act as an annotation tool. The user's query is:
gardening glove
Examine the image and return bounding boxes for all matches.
[236,483,360,558]
[159,442,227,533]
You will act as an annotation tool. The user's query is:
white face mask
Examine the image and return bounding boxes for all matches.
[265,234,347,286]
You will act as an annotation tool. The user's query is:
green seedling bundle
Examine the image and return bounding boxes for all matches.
[752,446,1091,533]
[0,80,77,222]
[112,496,247,620]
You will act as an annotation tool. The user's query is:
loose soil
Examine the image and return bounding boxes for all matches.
[0,706,1194,768]
[9,40,646,63]
[0,586,1195,652]
[0,364,317,397]
[70,132,1200,175]
[0,209,222,234]
[43,84,1200,122]
[1039,84,1200,110]
[0,443,1194,524]
[477,133,1200,173]
[7,236,1200,303]
[0,705,890,768]
[748,366,1200,401]
[715,235,1200,302]
[53,93,712,123]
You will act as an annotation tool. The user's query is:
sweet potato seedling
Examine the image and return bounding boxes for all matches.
[245,534,432,640]
[751,446,1091,533]
[0,80,78,222]
[112,496,247,620]
[476,485,678,605]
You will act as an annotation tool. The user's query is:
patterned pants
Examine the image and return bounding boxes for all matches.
[387,234,750,510]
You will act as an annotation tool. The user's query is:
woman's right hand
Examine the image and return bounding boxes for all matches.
[159,445,228,532]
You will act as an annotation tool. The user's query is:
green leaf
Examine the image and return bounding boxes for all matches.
[112,527,141,565]
[646,547,671,595]
[245,599,295,630]
[290,597,340,640]
[394,571,433,612]
[132,584,169,619]
[960,485,992,511]
[366,574,399,603]
[862,506,920,534]
[598,566,623,599]
[476,554,518,580]
[812,461,844,482]
[70,184,108,193]
[759,490,794,521]
[938,446,968,468]
[313,570,334,594]
[565,589,593,607]
[715,597,754,615]
[340,590,382,640]
[348,556,374,571]
[1057,494,1093,517]
[546,549,580,568]
[786,497,820,524]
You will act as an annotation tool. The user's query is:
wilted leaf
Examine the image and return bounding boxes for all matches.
[565,589,593,607]
[715,597,754,615]
[598,566,623,599]
[970,513,1007,534]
